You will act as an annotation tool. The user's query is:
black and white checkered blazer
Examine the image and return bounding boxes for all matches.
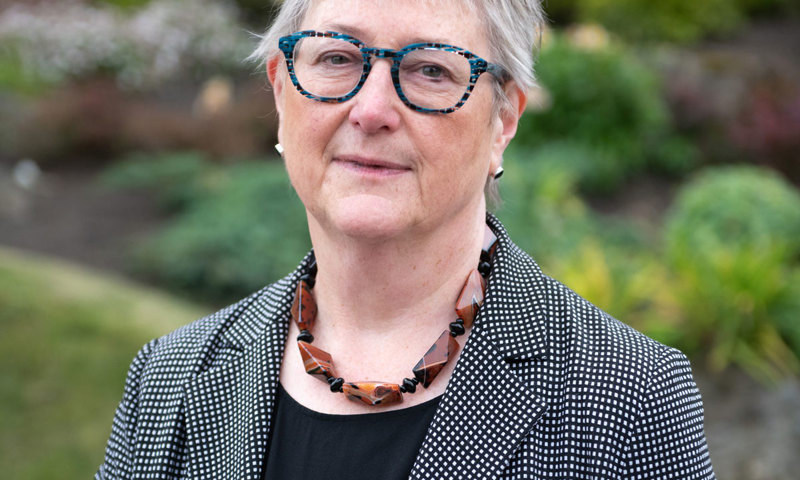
[97,215,715,479]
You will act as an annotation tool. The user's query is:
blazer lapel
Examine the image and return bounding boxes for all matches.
[409,334,547,480]
[181,255,312,479]
[410,215,553,479]
[182,318,287,480]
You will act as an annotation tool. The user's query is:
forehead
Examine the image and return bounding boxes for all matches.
[300,0,488,54]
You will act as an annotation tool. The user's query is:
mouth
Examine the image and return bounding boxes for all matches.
[333,156,412,176]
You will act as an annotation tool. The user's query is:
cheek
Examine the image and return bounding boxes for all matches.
[423,115,494,182]
[280,99,335,173]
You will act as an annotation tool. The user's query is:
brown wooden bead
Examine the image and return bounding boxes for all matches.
[342,382,403,406]
[291,280,317,332]
[412,330,460,388]
[454,269,486,328]
[298,340,336,381]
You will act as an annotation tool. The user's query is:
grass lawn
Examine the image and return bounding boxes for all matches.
[0,247,207,479]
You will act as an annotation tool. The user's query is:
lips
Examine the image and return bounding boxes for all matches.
[333,155,412,174]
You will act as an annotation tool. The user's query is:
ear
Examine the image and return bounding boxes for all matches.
[489,83,527,174]
[267,55,286,143]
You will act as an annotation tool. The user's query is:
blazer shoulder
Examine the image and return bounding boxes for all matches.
[136,272,297,386]
[541,271,687,387]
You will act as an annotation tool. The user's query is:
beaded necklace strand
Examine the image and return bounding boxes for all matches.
[290,226,498,406]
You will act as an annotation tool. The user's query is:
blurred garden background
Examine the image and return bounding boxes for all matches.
[1,0,799,478]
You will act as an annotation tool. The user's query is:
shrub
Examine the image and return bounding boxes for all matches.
[92,0,154,9]
[498,144,593,260]
[101,150,211,211]
[499,145,678,338]
[735,0,799,16]
[576,0,743,44]
[516,34,695,193]
[665,166,800,380]
[104,153,310,304]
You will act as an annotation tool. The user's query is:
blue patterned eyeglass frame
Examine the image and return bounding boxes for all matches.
[278,30,509,114]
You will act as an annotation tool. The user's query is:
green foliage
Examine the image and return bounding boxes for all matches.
[101,151,211,211]
[516,35,696,193]
[0,247,202,480]
[0,53,52,95]
[104,152,310,304]
[499,144,594,259]
[665,166,800,380]
[576,0,743,43]
[735,0,799,16]
[498,147,674,335]
[500,153,800,381]
[91,0,153,9]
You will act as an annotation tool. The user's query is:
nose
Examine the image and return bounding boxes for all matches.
[347,59,401,134]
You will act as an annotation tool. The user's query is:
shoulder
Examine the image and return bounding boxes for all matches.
[546,271,676,369]
[486,214,695,408]
[525,267,704,445]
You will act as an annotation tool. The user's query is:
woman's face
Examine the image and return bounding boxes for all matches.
[269,0,522,241]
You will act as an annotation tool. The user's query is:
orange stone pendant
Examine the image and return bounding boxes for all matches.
[291,280,317,332]
[298,340,336,381]
[454,269,486,328]
[412,330,460,388]
[342,382,403,406]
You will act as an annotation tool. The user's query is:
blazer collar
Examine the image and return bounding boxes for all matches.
[182,217,552,479]
[482,213,551,361]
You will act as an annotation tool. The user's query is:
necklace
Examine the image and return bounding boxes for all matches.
[290,226,498,406]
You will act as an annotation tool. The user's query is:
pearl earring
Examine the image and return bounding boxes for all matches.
[275,143,284,155]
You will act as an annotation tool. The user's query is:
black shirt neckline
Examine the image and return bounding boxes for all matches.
[276,382,443,422]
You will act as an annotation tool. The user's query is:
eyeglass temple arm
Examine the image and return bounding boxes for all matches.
[486,63,511,84]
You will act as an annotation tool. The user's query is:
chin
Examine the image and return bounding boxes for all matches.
[322,196,416,241]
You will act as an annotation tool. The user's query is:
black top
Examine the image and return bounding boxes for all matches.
[262,383,442,480]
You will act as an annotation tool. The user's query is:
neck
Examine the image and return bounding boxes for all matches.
[306,208,487,337]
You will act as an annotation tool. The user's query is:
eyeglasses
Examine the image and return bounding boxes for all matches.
[278,30,509,114]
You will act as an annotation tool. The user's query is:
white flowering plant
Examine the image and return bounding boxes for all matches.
[0,0,254,90]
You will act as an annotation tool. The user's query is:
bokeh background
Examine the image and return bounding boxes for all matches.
[1,0,799,478]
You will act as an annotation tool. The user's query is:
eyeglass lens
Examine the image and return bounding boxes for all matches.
[292,37,473,110]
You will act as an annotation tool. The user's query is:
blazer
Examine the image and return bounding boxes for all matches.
[97,215,715,479]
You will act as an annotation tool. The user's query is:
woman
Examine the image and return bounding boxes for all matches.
[97,1,715,479]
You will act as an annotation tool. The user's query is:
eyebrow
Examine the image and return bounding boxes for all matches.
[315,22,453,47]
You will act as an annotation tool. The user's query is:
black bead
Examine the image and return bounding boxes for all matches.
[478,261,491,277]
[300,273,316,288]
[328,377,344,392]
[309,260,318,277]
[402,378,418,394]
[297,330,314,343]
[449,321,466,337]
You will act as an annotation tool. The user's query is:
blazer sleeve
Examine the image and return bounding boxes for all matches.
[95,339,158,480]
[624,347,715,479]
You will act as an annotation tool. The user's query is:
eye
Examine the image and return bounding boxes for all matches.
[421,64,445,78]
[401,60,453,83]
[323,53,355,66]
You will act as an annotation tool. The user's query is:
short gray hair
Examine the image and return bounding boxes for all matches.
[249,0,545,208]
